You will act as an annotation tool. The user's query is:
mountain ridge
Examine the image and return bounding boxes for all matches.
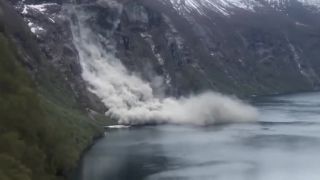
[11,0,320,97]
[1,0,320,179]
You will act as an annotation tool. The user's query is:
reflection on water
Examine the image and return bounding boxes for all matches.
[77,92,320,180]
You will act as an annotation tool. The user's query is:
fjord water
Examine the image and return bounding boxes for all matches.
[77,92,320,180]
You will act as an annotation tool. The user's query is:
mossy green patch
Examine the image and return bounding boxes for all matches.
[0,25,102,180]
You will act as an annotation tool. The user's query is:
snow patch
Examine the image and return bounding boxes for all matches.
[17,3,60,36]
[21,3,58,15]
[296,0,320,8]
[28,3,56,13]
[167,0,320,16]
[260,0,320,9]
[27,21,45,35]
[22,5,28,14]
[167,0,262,16]
[49,17,55,23]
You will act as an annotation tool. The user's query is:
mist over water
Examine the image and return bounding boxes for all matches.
[69,6,258,125]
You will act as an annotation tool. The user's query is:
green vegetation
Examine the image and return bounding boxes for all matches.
[0,2,109,179]
[0,25,102,180]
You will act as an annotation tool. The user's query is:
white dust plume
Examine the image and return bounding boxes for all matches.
[69,6,258,126]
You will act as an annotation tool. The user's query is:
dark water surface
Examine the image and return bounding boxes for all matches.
[77,92,320,180]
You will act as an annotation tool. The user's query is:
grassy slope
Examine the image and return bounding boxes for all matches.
[0,1,104,180]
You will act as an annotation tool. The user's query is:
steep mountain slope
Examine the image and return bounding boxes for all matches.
[13,0,320,97]
[135,0,320,95]
[2,0,320,178]
[0,0,106,179]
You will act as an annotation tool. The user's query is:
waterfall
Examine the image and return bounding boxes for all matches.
[68,3,258,125]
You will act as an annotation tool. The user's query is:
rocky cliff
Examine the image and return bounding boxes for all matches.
[2,0,320,179]
[11,0,320,101]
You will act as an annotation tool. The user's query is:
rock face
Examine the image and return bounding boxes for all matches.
[10,0,320,103]
[12,0,107,112]
[138,0,320,96]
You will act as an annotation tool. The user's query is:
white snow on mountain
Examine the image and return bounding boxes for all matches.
[26,21,45,37]
[266,0,320,8]
[293,0,320,7]
[21,3,57,15]
[166,0,320,16]
[16,3,59,37]
[167,0,261,16]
